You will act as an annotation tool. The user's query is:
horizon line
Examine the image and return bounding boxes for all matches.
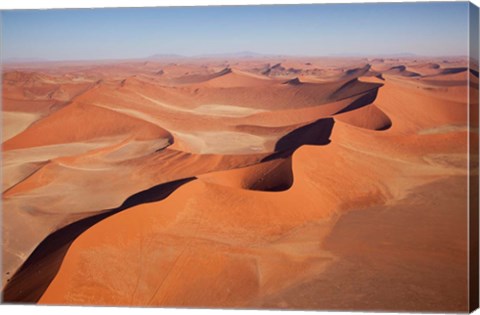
[2,52,469,65]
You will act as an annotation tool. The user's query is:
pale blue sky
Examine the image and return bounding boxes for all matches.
[1,2,470,60]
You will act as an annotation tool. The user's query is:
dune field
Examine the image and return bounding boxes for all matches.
[1,56,477,311]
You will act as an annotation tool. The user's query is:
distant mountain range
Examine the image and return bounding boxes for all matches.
[328,52,418,58]
[195,51,271,58]
[146,51,283,60]
[146,53,186,60]
[145,51,423,60]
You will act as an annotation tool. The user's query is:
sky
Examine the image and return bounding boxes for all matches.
[0,2,470,61]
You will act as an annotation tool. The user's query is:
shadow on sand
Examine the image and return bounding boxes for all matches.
[2,177,195,303]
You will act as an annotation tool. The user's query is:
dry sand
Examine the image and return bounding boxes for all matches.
[1,56,475,312]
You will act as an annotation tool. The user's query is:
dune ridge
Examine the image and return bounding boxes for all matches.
[1,56,473,311]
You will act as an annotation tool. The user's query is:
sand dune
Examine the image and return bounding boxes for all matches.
[334,103,391,130]
[3,102,172,150]
[193,104,265,117]
[2,111,41,141]
[382,65,420,77]
[199,156,293,191]
[200,68,274,87]
[1,56,474,311]
[37,117,469,308]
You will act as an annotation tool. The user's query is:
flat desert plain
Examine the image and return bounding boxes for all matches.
[1,56,478,311]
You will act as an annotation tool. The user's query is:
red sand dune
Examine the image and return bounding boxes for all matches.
[1,56,475,312]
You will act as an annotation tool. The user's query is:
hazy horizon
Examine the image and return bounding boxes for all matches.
[1,2,470,61]
[1,51,470,64]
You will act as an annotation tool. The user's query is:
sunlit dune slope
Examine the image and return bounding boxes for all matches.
[1,57,473,311]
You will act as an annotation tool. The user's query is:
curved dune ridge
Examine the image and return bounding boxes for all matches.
[3,102,174,151]
[1,56,473,311]
[334,103,392,130]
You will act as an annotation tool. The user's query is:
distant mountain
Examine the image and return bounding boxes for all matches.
[146,53,185,60]
[195,51,270,59]
[144,51,279,60]
[328,52,418,58]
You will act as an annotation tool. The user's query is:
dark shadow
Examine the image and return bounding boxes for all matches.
[259,183,292,192]
[251,181,293,192]
[261,149,296,162]
[262,118,334,163]
[440,67,468,75]
[389,65,406,71]
[259,82,386,165]
[470,68,479,78]
[258,83,386,190]
[333,89,379,115]
[274,117,334,152]
[2,177,195,303]
[344,64,370,76]
[376,120,392,131]
[386,65,420,77]
[282,77,302,85]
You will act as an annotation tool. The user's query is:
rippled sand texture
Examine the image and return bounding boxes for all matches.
[2,57,477,312]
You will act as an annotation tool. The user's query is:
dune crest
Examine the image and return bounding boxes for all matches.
[1,56,472,311]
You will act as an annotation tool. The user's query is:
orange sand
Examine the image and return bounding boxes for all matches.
[1,56,475,311]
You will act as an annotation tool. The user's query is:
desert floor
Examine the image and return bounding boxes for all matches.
[2,56,477,311]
